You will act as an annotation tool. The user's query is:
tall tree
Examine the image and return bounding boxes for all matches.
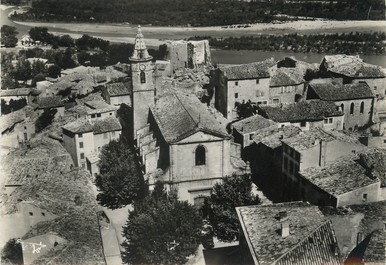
[208,174,261,242]
[1,238,23,265]
[95,138,147,209]
[1,25,18,47]
[121,182,203,265]
[14,58,32,83]
[35,108,57,132]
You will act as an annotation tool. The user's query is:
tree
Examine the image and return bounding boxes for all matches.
[95,138,147,209]
[29,27,52,44]
[1,25,18,47]
[207,174,261,242]
[47,64,61,78]
[121,182,203,265]
[62,48,76,69]
[35,108,57,132]
[1,238,23,264]
[235,100,257,119]
[14,59,32,83]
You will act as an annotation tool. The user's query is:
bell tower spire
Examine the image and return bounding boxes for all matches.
[130,25,152,62]
[130,25,155,140]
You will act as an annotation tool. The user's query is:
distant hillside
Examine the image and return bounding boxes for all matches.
[11,0,385,26]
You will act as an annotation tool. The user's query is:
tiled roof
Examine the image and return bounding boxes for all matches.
[85,100,116,113]
[37,96,64,109]
[151,92,230,143]
[0,108,26,133]
[236,202,341,265]
[106,82,131,96]
[282,128,361,151]
[270,67,305,87]
[253,125,302,149]
[62,116,121,134]
[322,55,385,78]
[232,114,277,134]
[358,148,386,187]
[259,100,343,123]
[299,156,379,197]
[309,81,374,101]
[219,58,276,80]
[0,88,31,97]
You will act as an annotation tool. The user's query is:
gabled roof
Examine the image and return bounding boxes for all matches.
[36,96,64,109]
[270,67,305,87]
[236,202,341,265]
[84,100,117,115]
[322,55,385,78]
[0,88,31,97]
[150,92,230,143]
[299,156,379,197]
[259,100,343,123]
[358,148,386,187]
[0,108,26,133]
[282,128,361,151]
[232,114,277,134]
[62,116,121,134]
[219,58,276,80]
[254,125,302,149]
[106,82,131,96]
[309,81,374,101]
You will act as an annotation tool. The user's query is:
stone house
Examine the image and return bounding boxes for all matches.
[101,82,131,107]
[62,116,122,175]
[306,80,375,131]
[84,100,117,119]
[0,88,33,104]
[232,114,277,149]
[236,202,341,265]
[281,128,366,200]
[259,100,345,131]
[211,58,276,120]
[35,96,65,117]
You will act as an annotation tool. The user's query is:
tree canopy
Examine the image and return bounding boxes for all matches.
[1,25,18,47]
[1,238,23,265]
[121,182,203,265]
[35,108,57,132]
[207,174,261,242]
[95,138,147,209]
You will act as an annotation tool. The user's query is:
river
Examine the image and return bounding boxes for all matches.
[1,6,386,67]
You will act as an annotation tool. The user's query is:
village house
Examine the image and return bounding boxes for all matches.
[321,201,385,264]
[35,96,65,117]
[231,114,277,149]
[259,100,345,131]
[101,82,131,106]
[169,40,211,73]
[84,100,117,119]
[0,88,33,104]
[62,116,122,175]
[281,128,366,200]
[236,201,341,265]
[211,58,276,120]
[249,125,302,201]
[306,80,375,131]
[298,155,382,207]
[1,109,28,148]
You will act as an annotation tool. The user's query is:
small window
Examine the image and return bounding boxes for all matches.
[360,102,364,114]
[256,79,259,84]
[97,113,101,118]
[324,119,328,124]
[24,126,27,130]
[363,193,367,201]
[140,71,146,83]
[41,212,45,216]
[79,142,83,148]
[91,114,95,118]
[249,133,254,140]
[235,93,238,99]
[80,153,84,159]
[329,118,333,124]
[109,113,112,116]
[350,103,354,115]
[300,121,306,127]
[340,104,344,112]
[272,98,280,104]
[195,145,206,166]
[235,81,238,86]
[383,140,386,144]
[263,101,267,105]
[29,212,33,216]
[78,133,83,138]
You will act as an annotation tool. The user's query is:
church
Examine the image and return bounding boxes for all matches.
[129,26,248,203]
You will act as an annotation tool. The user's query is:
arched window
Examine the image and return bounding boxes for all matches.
[350,103,354,115]
[340,104,344,112]
[140,71,146,84]
[360,101,364,114]
[195,145,206,166]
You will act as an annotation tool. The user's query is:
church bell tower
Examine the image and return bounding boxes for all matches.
[130,25,154,140]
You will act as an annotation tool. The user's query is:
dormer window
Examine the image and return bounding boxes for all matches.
[140,71,146,83]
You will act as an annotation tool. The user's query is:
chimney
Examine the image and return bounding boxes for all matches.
[278,211,289,238]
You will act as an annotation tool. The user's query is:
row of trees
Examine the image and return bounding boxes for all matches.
[1,25,18,47]
[11,0,385,26]
[205,32,386,55]
[95,138,260,264]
